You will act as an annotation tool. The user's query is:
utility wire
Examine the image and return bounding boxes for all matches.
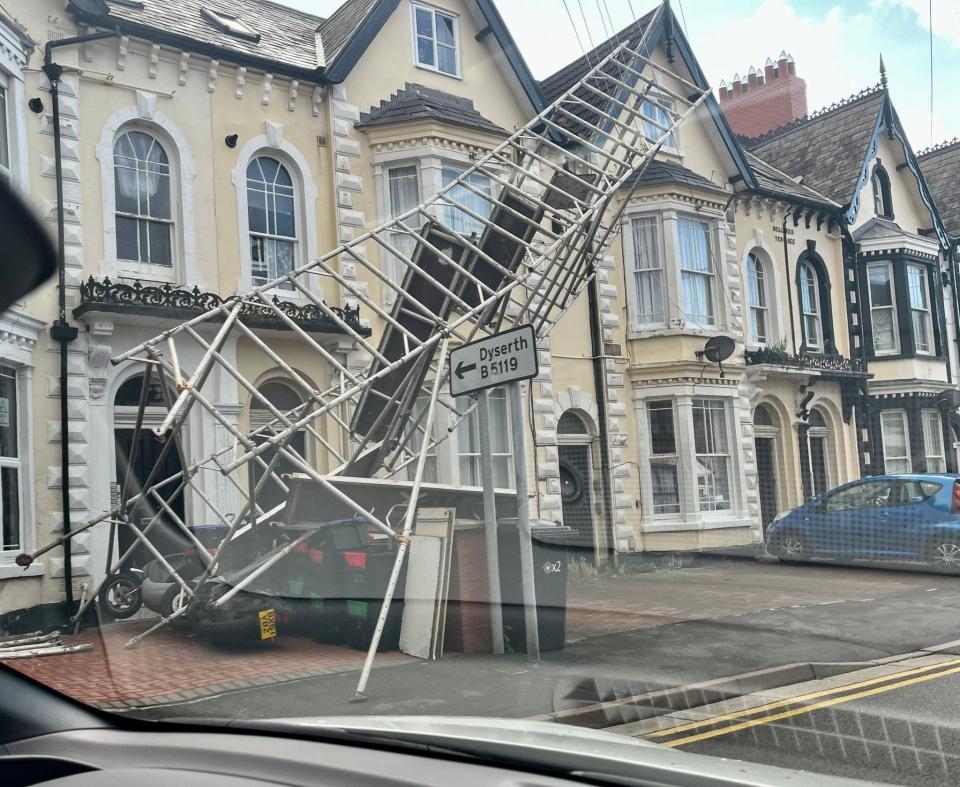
[677,0,690,35]
[601,0,621,44]
[577,0,597,52]
[929,0,934,147]
[627,0,638,20]
[595,0,612,38]
[562,0,590,63]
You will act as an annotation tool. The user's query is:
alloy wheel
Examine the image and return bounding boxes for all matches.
[778,534,805,562]
[931,542,960,572]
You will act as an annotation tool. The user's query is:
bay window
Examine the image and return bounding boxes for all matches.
[867,263,898,354]
[678,217,714,327]
[907,264,933,354]
[881,410,911,474]
[386,164,421,284]
[629,216,665,326]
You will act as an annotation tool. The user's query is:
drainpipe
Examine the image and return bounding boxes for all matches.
[43,29,118,611]
[781,209,798,356]
[947,242,960,383]
[587,269,616,562]
[840,220,870,477]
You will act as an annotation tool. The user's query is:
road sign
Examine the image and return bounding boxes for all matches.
[449,324,538,397]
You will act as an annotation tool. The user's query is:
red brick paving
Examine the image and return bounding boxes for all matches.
[7,620,410,707]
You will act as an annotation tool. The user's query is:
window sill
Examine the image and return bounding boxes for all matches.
[628,325,723,341]
[641,514,750,533]
[414,63,462,81]
[0,561,45,579]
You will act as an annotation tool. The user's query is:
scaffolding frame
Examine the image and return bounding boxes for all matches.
[19,5,711,694]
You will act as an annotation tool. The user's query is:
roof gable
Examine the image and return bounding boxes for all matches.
[918,139,960,239]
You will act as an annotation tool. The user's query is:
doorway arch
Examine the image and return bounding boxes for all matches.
[557,410,597,553]
[753,402,781,531]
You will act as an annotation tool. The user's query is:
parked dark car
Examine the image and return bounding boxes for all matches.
[766,475,960,572]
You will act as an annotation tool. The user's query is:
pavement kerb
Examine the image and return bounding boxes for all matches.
[530,640,960,731]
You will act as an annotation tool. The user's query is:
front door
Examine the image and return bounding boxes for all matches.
[755,437,778,530]
[558,444,594,554]
[114,428,187,568]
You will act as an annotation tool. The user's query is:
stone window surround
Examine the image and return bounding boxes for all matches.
[621,197,729,339]
[230,125,319,301]
[633,383,749,533]
[97,101,198,287]
[0,16,30,194]
[0,311,44,578]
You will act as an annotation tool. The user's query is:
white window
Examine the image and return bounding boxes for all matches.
[799,260,822,351]
[907,264,934,355]
[629,216,665,326]
[692,399,731,512]
[0,366,21,552]
[647,400,680,514]
[678,217,714,326]
[0,76,9,182]
[386,164,422,284]
[922,409,946,473]
[881,410,911,474]
[456,387,512,487]
[441,166,492,236]
[641,90,679,152]
[867,262,898,354]
[247,156,297,289]
[412,3,459,77]
[746,252,769,344]
[114,130,173,266]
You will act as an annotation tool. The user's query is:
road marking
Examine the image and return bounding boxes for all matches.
[647,654,960,741]
[661,660,960,748]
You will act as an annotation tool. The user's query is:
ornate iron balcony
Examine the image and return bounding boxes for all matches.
[745,345,865,373]
[75,277,368,336]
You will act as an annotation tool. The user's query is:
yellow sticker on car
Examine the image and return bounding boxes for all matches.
[258,608,277,640]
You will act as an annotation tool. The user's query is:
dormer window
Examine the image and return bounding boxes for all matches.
[412,3,459,77]
[201,8,261,42]
[871,163,893,219]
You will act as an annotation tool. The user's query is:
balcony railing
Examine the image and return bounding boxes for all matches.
[75,277,368,336]
[745,345,865,373]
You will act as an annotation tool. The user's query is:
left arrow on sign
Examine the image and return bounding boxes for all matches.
[455,360,477,380]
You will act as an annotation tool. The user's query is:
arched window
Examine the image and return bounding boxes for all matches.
[250,380,307,515]
[753,403,776,428]
[114,130,173,266]
[746,252,770,344]
[799,260,822,352]
[247,156,297,288]
[871,164,893,219]
[558,410,592,436]
[114,373,166,407]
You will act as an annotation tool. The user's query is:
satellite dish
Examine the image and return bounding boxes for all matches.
[701,336,736,364]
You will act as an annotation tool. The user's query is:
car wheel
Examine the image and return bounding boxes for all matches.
[927,539,960,574]
[98,573,143,620]
[772,532,806,564]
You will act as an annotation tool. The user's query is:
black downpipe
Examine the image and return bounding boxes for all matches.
[43,30,118,611]
[948,243,960,380]
[782,210,798,356]
[840,221,870,477]
[587,271,615,561]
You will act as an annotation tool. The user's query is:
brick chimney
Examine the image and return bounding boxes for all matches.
[717,52,807,138]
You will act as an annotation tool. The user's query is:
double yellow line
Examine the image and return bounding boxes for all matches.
[648,654,960,748]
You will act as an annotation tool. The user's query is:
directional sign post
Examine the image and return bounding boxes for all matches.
[449,324,539,398]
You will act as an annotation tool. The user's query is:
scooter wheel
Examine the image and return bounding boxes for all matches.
[98,573,143,620]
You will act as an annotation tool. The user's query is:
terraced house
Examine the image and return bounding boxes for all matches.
[2,0,959,624]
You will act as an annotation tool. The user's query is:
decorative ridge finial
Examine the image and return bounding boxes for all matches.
[879,53,888,90]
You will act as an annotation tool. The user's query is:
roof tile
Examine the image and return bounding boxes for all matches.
[356,83,509,136]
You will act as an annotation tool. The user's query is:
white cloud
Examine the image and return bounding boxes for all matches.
[878,0,960,48]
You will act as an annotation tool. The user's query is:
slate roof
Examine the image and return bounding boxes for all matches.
[918,139,960,239]
[852,216,910,242]
[623,159,727,194]
[740,86,886,207]
[539,8,658,104]
[746,151,840,209]
[97,0,326,73]
[317,0,379,65]
[356,83,509,136]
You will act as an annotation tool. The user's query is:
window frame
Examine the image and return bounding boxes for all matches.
[691,398,732,513]
[455,387,513,488]
[746,251,771,345]
[641,88,680,154]
[798,259,823,353]
[906,263,934,356]
[921,409,946,473]
[0,366,21,555]
[410,2,461,78]
[880,409,912,474]
[0,72,10,182]
[647,399,681,515]
[440,164,493,237]
[246,154,299,291]
[113,129,175,269]
[866,261,899,356]
[871,164,894,219]
[627,214,667,328]
[677,216,716,328]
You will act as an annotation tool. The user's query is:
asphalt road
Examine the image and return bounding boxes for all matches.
[133,558,960,785]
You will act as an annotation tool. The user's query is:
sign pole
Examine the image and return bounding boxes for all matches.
[476,390,504,655]
[510,379,540,663]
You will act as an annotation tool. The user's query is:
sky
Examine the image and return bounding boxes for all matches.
[285,0,960,149]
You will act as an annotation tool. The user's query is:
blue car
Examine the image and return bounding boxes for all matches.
[765,474,960,572]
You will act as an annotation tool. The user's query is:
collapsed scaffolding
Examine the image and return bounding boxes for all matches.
[18,5,709,695]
